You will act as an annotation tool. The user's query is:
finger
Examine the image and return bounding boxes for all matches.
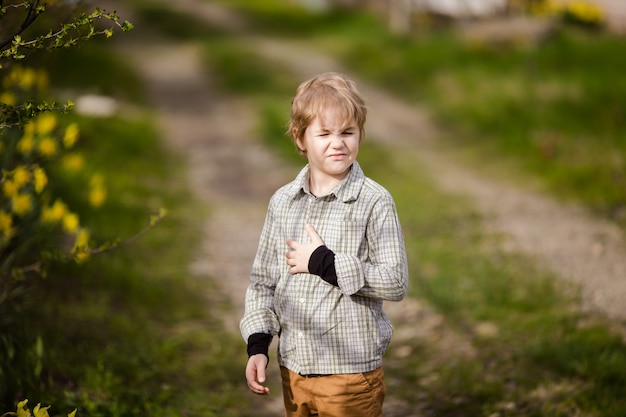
[257,363,266,383]
[305,223,324,245]
[287,239,298,250]
[246,368,269,395]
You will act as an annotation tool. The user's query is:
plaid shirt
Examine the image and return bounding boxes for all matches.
[240,161,408,375]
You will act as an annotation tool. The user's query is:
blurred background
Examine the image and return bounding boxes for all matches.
[1,0,625,416]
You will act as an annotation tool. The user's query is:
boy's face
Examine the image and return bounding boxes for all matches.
[297,107,360,183]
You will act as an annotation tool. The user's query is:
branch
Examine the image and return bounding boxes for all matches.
[0,0,43,51]
[9,209,167,278]
[0,7,133,62]
[0,100,74,129]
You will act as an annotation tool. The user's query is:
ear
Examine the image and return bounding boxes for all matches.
[295,135,306,154]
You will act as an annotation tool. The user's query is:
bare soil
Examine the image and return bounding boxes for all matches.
[103,0,626,414]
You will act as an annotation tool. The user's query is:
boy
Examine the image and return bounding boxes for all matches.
[240,72,408,417]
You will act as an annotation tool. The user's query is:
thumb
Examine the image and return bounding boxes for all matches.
[257,363,266,383]
[305,224,324,245]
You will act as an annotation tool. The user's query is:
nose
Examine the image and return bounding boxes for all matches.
[330,135,344,147]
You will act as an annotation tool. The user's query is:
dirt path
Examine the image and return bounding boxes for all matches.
[104,0,624,414]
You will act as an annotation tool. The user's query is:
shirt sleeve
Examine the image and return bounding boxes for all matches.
[334,194,408,301]
[247,333,273,359]
[239,197,282,342]
[308,245,338,286]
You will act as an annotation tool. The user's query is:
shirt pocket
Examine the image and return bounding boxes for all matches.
[323,220,368,257]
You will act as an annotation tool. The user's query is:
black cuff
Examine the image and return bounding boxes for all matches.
[308,245,338,287]
[247,333,272,359]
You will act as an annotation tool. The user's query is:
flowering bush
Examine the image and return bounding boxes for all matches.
[1,65,97,273]
[0,3,143,279]
[0,0,168,406]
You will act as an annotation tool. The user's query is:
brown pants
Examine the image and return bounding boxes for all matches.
[280,366,386,417]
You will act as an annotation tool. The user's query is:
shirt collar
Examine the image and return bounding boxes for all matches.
[290,161,365,203]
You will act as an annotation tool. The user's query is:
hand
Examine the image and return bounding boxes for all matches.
[285,224,325,275]
[245,354,270,395]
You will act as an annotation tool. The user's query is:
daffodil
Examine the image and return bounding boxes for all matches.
[63,123,80,148]
[11,193,32,216]
[34,167,48,193]
[38,137,57,157]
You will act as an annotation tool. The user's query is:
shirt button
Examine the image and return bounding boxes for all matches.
[298,331,304,338]
[299,298,306,304]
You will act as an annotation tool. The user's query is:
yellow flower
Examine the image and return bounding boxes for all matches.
[61,153,85,171]
[73,228,90,249]
[89,186,107,208]
[72,228,90,262]
[3,179,19,197]
[89,175,107,207]
[16,399,29,417]
[38,137,57,157]
[18,68,37,91]
[62,212,79,232]
[35,113,57,135]
[0,91,16,105]
[0,211,13,238]
[41,199,67,223]
[63,123,80,148]
[33,403,51,417]
[34,167,48,193]
[17,135,35,154]
[13,166,31,187]
[12,193,32,216]
[24,121,35,135]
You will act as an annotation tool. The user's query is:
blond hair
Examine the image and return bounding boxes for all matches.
[288,72,367,157]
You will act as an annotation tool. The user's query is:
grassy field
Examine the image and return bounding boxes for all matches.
[11,1,626,416]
